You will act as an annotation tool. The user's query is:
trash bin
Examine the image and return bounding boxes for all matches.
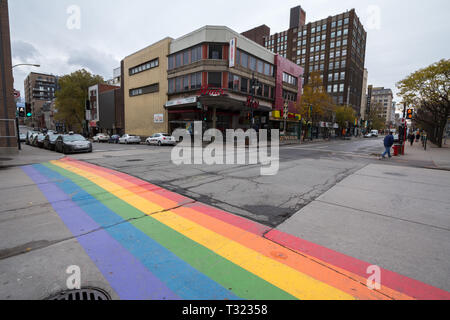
[393,145,400,156]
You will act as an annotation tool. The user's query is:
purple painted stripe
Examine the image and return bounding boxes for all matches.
[22,165,180,300]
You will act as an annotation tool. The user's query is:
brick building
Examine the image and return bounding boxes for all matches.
[0,0,17,154]
[24,72,58,129]
[243,5,367,117]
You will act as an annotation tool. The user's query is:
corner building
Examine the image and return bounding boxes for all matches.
[165,26,303,135]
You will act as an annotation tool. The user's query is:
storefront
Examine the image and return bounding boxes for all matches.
[165,91,272,135]
[269,110,302,140]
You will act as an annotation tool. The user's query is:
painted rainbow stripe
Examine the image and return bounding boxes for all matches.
[22,158,450,300]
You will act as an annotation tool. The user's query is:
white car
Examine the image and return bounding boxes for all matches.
[146,133,176,146]
[93,133,110,143]
[119,134,141,144]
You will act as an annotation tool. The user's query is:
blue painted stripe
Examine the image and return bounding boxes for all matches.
[33,164,239,300]
[22,165,180,300]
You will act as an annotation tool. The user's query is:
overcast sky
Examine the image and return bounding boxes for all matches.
[8,0,450,105]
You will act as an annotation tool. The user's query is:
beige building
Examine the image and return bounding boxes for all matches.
[122,37,172,138]
[371,87,394,125]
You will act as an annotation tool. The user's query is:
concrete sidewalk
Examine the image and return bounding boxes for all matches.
[0,144,64,168]
[401,141,450,170]
[276,163,450,293]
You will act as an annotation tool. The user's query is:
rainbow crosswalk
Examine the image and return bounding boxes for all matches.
[22,158,450,300]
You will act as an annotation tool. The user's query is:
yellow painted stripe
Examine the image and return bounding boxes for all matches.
[52,160,164,215]
[152,210,354,300]
[52,160,354,300]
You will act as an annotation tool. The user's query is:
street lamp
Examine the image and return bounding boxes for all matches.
[12,63,40,69]
[250,73,260,129]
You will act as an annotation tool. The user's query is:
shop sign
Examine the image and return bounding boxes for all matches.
[198,85,226,97]
[154,114,164,123]
[229,38,237,68]
[165,97,197,107]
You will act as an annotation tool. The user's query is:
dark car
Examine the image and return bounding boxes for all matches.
[108,135,120,144]
[55,134,93,155]
[32,133,46,148]
[43,133,60,151]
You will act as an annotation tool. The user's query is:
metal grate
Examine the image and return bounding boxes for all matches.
[46,288,111,301]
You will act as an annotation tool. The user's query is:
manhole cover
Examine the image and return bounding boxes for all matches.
[46,288,111,300]
[126,159,144,162]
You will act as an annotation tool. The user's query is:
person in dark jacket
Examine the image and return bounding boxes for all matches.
[408,132,415,146]
[380,132,394,159]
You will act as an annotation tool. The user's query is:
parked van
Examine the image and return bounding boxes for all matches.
[371,130,379,137]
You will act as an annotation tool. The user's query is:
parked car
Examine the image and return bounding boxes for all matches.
[32,133,46,148]
[26,131,39,145]
[146,133,176,146]
[55,133,92,154]
[364,133,374,138]
[370,130,379,137]
[119,134,141,144]
[19,133,27,142]
[93,133,110,143]
[393,134,400,143]
[43,133,60,151]
[108,135,120,144]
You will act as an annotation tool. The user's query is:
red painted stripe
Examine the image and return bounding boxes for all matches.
[265,229,450,300]
[61,158,191,205]
[182,202,271,237]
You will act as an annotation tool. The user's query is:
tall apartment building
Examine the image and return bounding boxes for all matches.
[0,0,17,154]
[370,87,394,125]
[24,72,58,129]
[243,5,367,116]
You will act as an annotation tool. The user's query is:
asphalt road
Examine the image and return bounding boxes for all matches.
[67,137,395,227]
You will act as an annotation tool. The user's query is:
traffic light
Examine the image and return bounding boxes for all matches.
[18,107,25,118]
[25,103,32,117]
[407,109,413,120]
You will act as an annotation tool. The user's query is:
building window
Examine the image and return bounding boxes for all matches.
[207,72,222,88]
[183,75,189,91]
[241,77,249,93]
[208,44,223,60]
[183,51,189,65]
[129,83,159,97]
[241,52,248,68]
[339,84,344,92]
[129,58,159,75]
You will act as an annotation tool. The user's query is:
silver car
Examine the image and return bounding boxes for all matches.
[119,134,141,144]
[146,133,176,146]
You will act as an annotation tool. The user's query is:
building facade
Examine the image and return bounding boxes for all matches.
[24,72,58,129]
[122,37,172,138]
[0,0,16,153]
[244,5,367,116]
[87,83,119,135]
[370,87,394,125]
[164,26,303,136]
[360,68,368,120]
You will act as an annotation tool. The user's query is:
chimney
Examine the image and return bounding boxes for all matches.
[290,6,306,29]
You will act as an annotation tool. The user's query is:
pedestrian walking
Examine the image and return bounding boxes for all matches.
[408,132,415,146]
[416,131,420,143]
[380,132,394,160]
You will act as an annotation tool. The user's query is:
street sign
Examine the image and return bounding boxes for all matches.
[283,102,289,120]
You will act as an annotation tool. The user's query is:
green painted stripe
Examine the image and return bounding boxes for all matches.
[44,162,296,300]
